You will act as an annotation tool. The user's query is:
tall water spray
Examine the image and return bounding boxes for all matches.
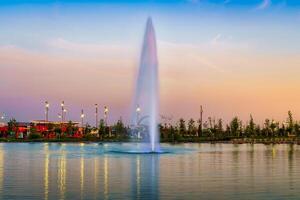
[132,17,160,152]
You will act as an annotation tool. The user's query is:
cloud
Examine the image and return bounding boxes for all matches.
[210,34,244,49]
[211,34,222,45]
[256,0,271,10]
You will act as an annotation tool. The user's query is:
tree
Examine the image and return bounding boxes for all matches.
[178,118,186,136]
[114,118,126,136]
[188,118,196,136]
[263,119,271,137]
[270,120,278,137]
[216,118,223,138]
[98,119,106,138]
[169,125,176,142]
[230,117,240,137]
[245,115,255,137]
[294,122,300,136]
[84,123,92,135]
[7,118,17,135]
[286,110,294,135]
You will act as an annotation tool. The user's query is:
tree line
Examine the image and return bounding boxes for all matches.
[3,110,300,142]
[159,111,300,142]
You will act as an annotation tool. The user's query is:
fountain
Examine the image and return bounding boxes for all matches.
[131,17,160,153]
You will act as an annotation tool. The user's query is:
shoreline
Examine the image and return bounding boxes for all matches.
[0,137,299,145]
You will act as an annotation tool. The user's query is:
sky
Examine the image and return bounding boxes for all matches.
[1,0,300,125]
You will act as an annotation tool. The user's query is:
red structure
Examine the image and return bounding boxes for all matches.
[0,120,81,139]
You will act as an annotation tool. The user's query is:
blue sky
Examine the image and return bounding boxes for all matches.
[1,0,300,124]
[1,0,299,52]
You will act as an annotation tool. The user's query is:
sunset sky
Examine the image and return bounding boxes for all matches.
[1,0,300,125]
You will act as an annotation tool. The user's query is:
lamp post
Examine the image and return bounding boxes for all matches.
[104,106,109,137]
[0,113,4,121]
[136,104,141,125]
[45,101,49,121]
[136,105,141,139]
[61,101,64,123]
[104,106,109,126]
[80,109,85,128]
[63,108,67,122]
[95,104,98,128]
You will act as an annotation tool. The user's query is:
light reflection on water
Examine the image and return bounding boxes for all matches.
[0,143,299,199]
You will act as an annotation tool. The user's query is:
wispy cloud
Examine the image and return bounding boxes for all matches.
[256,0,271,10]
[211,34,223,45]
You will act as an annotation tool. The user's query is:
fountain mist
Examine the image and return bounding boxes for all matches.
[132,17,160,152]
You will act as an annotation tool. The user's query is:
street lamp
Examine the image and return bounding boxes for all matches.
[61,101,64,123]
[136,104,141,139]
[63,108,67,122]
[45,101,49,121]
[136,104,141,125]
[80,109,85,127]
[104,106,109,126]
[95,104,98,128]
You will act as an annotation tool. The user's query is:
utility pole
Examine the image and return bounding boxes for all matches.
[198,105,203,137]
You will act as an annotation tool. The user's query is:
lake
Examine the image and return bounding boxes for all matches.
[0,143,299,199]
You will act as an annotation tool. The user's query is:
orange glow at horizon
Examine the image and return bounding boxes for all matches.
[1,41,300,124]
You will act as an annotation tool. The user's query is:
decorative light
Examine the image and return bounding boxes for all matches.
[136,105,141,113]
[104,106,109,114]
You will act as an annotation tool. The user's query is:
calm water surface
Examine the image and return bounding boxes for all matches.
[0,143,299,199]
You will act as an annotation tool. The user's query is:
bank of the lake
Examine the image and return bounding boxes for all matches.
[1,137,300,145]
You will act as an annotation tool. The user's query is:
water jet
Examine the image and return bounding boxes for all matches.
[131,17,160,153]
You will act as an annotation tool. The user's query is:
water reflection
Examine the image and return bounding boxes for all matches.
[0,143,300,199]
[94,157,99,200]
[58,147,66,200]
[80,156,84,200]
[44,144,49,200]
[131,155,160,199]
[136,156,141,199]
[103,155,109,200]
[0,144,4,198]
[288,144,295,191]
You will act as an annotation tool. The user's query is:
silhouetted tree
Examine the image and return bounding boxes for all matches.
[178,118,186,136]
[230,117,240,137]
[188,118,196,136]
